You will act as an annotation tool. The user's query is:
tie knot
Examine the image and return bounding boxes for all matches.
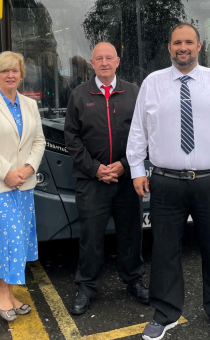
[101,85,112,99]
[180,75,191,84]
[101,85,112,93]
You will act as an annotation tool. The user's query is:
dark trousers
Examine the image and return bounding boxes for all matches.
[75,178,144,298]
[149,174,210,326]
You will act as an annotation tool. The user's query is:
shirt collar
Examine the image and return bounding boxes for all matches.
[172,63,199,81]
[0,90,19,107]
[95,75,116,91]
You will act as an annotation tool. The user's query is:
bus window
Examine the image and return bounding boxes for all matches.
[9,0,209,240]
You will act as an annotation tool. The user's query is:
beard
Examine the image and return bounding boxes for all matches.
[171,53,198,69]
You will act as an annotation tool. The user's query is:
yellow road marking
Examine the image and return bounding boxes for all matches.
[29,260,81,339]
[9,260,188,340]
[30,261,188,340]
[80,316,187,340]
[9,285,50,340]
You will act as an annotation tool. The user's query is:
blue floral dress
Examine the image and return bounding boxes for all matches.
[0,92,38,285]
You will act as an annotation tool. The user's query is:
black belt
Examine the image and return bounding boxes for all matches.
[152,166,210,180]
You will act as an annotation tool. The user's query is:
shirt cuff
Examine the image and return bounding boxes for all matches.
[130,165,146,179]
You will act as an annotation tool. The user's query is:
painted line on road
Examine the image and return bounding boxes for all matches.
[9,285,50,340]
[29,260,81,339]
[22,260,188,340]
[80,316,187,340]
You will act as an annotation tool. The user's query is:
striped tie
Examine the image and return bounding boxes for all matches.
[180,75,195,154]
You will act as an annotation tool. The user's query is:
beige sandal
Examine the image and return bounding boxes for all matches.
[15,304,31,315]
[0,308,16,321]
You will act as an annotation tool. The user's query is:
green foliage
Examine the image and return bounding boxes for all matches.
[83,0,188,82]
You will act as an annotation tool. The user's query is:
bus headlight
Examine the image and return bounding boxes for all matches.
[36,172,45,184]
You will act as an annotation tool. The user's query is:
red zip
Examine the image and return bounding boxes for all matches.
[91,90,124,165]
[106,98,112,164]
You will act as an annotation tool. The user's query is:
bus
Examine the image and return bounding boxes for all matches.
[0,0,205,240]
[35,117,153,241]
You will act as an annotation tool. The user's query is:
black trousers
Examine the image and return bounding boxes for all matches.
[149,174,210,326]
[75,178,144,298]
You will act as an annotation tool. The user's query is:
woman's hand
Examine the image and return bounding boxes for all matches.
[4,170,27,190]
[16,165,35,180]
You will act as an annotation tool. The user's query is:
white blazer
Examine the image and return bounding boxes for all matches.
[0,92,46,193]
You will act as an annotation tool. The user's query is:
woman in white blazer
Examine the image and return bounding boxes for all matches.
[0,51,45,321]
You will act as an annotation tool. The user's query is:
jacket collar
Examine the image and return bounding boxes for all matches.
[90,75,124,94]
[0,91,29,144]
[114,75,124,92]
[0,90,20,107]
[17,92,29,146]
[0,93,19,137]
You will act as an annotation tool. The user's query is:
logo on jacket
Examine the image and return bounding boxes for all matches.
[86,103,95,106]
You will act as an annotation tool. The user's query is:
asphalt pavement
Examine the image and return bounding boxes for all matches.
[0,225,210,340]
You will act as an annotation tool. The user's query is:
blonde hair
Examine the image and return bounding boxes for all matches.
[0,51,26,79]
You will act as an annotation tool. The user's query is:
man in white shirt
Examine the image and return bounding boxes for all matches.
[127,22,210,340]
[65,42,148,315]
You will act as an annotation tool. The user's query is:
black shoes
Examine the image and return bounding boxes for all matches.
[70,293,90,315]
[70,278,148,315]
[127,278,149,304]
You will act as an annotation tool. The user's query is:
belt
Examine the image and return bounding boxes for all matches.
[152,166,210,180]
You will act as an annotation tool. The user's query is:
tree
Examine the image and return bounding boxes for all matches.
[83,0,188,84]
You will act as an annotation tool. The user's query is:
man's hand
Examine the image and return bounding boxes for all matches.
[96,164,109,180]
[96,164,118,184]
[101,161,124,184]
[133,176,149,197]
[107,162,125,177]
[4,171,27,190]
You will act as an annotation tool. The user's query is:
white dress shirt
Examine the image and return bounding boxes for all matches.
[126,64,210,178]
[95,75,116,94]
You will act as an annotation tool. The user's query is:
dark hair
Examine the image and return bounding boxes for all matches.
[169,22,200,44]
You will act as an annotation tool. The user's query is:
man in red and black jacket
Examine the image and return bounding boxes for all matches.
[64,42,148,315]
